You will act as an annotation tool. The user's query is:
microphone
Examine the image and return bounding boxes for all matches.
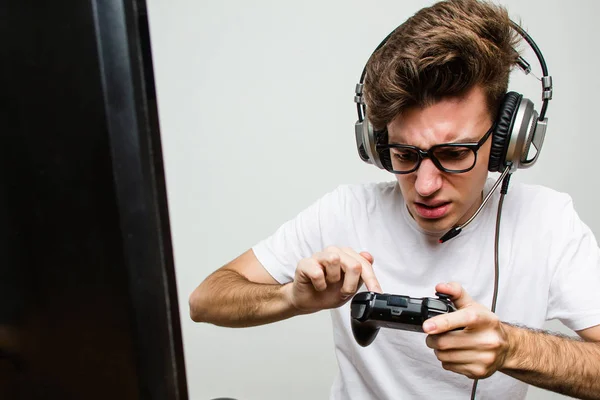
[439,165,512,243]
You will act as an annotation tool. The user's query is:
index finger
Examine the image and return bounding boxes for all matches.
[341,248,382,293]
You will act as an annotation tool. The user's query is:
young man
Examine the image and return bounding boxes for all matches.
[189,0,600,398]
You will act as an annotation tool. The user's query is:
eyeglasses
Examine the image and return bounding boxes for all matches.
[375,124,494,174]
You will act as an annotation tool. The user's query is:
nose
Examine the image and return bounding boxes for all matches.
[414,158,443,197]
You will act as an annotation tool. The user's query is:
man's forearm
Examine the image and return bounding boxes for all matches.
[189,269,299,328]
[501,323,600,399]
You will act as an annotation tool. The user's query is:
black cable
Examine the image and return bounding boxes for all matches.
[469,173,511,399]
[470,380,479,400]
[539,100,549,122]
[493,173,511,311]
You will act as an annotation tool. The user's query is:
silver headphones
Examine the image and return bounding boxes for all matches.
[354,21,553,174]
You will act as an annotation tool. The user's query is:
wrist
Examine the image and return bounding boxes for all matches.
[500,322,522,370]
[280,282,302,316]
[281,282,319,316]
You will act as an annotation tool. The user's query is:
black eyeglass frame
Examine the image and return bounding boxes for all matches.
[376,124,495,174]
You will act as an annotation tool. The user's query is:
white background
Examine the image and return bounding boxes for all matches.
[146,1,600,399]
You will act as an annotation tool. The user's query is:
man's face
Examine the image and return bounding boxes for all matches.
[386,85,493,235]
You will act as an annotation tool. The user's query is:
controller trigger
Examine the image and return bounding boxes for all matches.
[435,292,452,301]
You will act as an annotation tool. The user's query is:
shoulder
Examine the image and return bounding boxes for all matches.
[330,180,398,207]
[502,180,579,231]
[503,180,572,211]
[312,181,398,220]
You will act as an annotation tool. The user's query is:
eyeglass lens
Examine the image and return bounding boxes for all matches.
[387,146,476,173]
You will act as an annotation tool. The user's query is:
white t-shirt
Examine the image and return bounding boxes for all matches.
[252,178,600,400]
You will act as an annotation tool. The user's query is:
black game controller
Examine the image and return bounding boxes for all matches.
[350,291,459,347]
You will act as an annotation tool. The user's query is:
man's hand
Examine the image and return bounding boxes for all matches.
[284,246,383,314]
[424,282,510,379]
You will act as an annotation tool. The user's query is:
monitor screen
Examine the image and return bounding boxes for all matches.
[1,1,188,399]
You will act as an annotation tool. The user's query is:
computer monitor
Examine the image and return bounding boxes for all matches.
[1,1,188,399]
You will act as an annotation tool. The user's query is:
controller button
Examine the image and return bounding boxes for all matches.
[387,296,408,307]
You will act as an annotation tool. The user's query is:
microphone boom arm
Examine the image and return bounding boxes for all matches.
[439,165,512,243]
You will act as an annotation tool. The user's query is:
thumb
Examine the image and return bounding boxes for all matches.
[359,251,374,264]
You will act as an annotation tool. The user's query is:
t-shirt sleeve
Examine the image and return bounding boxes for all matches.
[546,195,600,331]
[251,185,347,284]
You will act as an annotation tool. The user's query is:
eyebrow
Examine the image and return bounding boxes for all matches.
[388,136,481,146]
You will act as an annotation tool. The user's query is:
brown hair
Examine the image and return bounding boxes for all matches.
[363,0,521,131]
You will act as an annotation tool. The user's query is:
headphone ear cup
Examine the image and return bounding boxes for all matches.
[374,129,392,170]
[355,114,386,170]
[355,117,372,163]
[489,92,523,173]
